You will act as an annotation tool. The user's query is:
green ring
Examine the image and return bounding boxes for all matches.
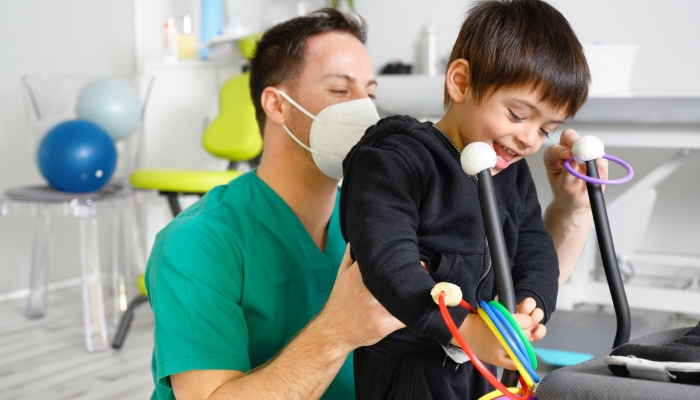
[488,300,537,369]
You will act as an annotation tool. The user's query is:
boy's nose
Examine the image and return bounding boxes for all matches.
[514,125,540,150]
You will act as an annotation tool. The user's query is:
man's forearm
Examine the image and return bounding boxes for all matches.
[210,316,351,400]
[543,201,592,288]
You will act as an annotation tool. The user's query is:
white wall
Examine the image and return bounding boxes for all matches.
[0,1,135,294]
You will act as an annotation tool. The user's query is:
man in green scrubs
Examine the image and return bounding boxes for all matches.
[147,8,607,400]
[148,9,402,400]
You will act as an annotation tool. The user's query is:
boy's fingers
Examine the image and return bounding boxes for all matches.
[531,324,547,342]
[517,298,536,315]
[530,308,544,324]
[597,157,609,181]
[543,145,571,168]
[559,128,581,149]
[501,356,517,371]
[513,313,534,332]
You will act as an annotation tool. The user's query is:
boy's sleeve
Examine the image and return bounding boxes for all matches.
[342,143,469,346]
[510,164,559,323]
[147,218,250,390]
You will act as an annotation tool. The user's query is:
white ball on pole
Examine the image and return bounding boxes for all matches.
[572,135,605,163]
[460,142,497,176]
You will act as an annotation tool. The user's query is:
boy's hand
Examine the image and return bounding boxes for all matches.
[453,313,518,370]
[544,128,609,212]
[516,297,546,342]
[451,297,546,370]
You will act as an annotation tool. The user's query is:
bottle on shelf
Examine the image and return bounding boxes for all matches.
[164,17,178,62]
[414,23,437,76]
[178,15,197,60]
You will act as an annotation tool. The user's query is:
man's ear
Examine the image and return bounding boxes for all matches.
[445,59,471,104]
[260,87,286,126]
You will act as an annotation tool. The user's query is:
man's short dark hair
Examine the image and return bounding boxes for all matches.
[250,8,367,133]
[444,0,590,117]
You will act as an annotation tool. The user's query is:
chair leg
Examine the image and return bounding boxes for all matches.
[78,204,108,353]
[112,295,149,349]
[111,206,128,326]
[125,190,147,275]
[26,204,51,319]
[162,192,181,217]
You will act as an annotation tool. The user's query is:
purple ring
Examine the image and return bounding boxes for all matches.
[564,154,634,185]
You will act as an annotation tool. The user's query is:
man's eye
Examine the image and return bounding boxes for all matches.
[508,110,524,122]
[331,90,348,95]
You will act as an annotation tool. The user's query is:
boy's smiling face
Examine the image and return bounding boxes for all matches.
[458,85,568,174]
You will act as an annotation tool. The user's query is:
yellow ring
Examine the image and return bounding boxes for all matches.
[477,308,535,389]
[478,387,523,400]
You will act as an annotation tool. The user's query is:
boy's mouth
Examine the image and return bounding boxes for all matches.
[493,141,520,170]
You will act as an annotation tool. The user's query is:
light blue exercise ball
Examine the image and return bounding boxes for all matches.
[37,120,118,193]
[76,78,141,141]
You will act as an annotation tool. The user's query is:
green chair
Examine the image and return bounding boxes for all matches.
[112,34,264,349]
[129,70,263,215]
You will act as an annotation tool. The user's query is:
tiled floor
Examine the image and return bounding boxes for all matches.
[0,285,154,400]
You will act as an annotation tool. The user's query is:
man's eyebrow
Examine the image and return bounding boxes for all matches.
[514,99,564,124]
[322,73,377,87]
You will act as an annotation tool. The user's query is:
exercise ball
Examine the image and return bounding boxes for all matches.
[37,120,118,193]
[76,78,141,141]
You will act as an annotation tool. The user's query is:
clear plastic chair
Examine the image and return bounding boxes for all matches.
[0,75,153,352]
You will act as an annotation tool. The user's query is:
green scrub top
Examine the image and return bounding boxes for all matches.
[146,171,352,400]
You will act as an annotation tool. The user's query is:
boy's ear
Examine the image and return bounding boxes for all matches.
[261,87,287,126]
[445,59,471,104]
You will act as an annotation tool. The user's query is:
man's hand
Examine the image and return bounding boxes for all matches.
[319,244,404,351]
[544,128,609,213]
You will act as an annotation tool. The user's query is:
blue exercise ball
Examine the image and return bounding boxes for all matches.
[37,120,118,193]
[76,78,141,141]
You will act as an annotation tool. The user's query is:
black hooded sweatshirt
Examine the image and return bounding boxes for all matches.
[340,115,559,354]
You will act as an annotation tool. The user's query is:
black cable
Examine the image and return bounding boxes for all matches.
[477,169,519,387]
[585,160,631,348]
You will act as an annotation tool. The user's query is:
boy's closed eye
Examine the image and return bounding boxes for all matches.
[508,109,554,138]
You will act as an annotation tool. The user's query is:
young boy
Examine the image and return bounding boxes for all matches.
[339,1,590,399]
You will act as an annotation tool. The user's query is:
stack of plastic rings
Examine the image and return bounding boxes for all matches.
[437,293,538,400]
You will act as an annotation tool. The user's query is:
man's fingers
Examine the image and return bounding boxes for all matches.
[337,243,353,276]
[420,260,429,274]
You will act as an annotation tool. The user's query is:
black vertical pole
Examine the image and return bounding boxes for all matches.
[477,169,519,387]
[585,160,631,348]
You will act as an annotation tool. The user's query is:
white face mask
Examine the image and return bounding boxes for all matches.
[276,89,379,179]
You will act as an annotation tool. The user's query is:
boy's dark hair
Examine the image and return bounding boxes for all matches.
[250,8,367,133]
[444,0,589,117]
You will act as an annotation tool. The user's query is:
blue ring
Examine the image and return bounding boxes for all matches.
[480,301,539,382]
[480,301,540,383]
[490,304,532,368]
[480,301,530,368]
